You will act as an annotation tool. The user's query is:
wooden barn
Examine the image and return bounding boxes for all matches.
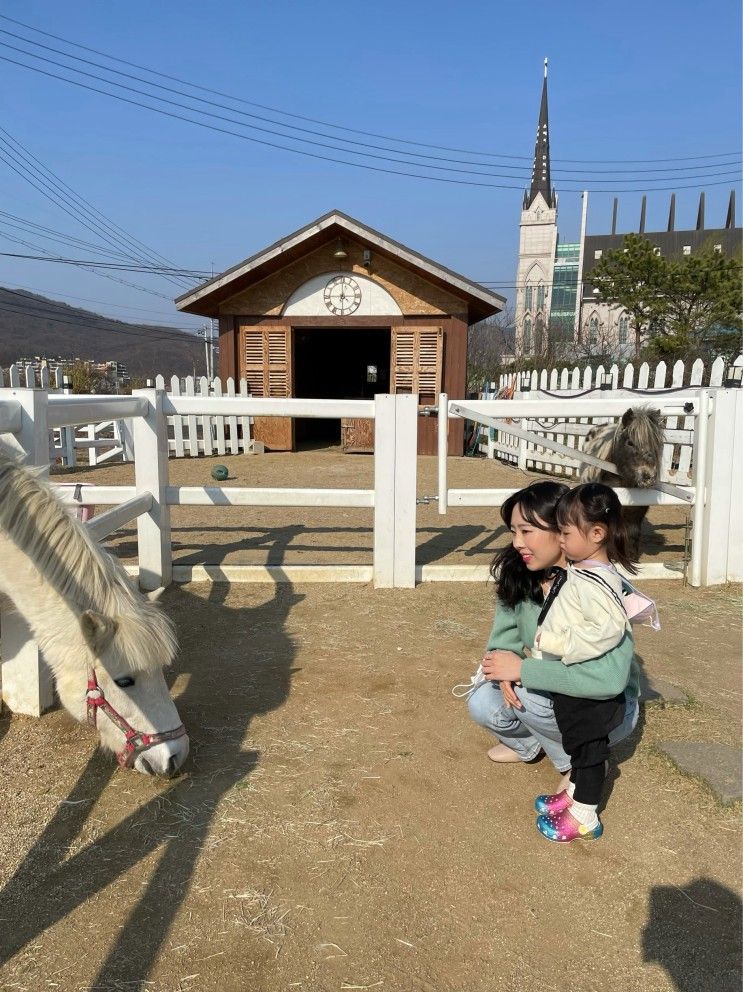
[175,211,504,455]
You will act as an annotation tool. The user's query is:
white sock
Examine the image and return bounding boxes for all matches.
[566,781,576,799]
[569,800,599,829]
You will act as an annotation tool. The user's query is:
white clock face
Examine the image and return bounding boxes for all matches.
[324,275,362,316]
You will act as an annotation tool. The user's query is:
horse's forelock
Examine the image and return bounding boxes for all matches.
[621,407,664,454]
[114,600,178,673]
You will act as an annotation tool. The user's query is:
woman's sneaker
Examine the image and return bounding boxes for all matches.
[536,808,603,843]
[534,789,572,815]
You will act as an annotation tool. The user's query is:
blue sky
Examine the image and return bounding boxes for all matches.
[0,0,740,335]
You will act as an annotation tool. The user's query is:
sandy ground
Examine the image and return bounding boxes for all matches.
[0,454,739,992]
[52,450,689,569]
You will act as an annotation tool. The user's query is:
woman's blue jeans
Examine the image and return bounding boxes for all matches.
[467,681,640,773]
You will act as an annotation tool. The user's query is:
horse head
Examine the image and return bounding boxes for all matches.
[614,407,664,488]
[0,454,189,777]
[59,589,190,777]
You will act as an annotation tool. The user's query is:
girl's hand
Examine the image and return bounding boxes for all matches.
[483,650,523,683]
[500,680,523,710]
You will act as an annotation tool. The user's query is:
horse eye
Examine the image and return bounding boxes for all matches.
[625,440,635,447]
[114,676,136,689]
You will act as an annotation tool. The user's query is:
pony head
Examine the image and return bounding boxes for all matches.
[0,455,189,777]
[613,407,664,488]
[53,588,189,776]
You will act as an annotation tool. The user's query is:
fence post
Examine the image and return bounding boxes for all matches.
[696,389,743,585]
[372,393,418,588]
[132,388,172,590]
[393,393,418,588]
[0,388,55,716]
[373,394,396,588]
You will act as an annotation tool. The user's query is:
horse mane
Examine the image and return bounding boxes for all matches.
[0,455,176,672]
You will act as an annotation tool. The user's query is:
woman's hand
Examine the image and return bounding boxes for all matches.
[482,649,523,684]
[500,680,523,709]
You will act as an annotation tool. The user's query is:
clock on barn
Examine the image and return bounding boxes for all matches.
[323,275,362,315]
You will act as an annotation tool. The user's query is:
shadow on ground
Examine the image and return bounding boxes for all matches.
[0,576,301,988]
[643,878,742,991]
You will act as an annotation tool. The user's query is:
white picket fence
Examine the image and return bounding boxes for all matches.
[2,383,742,716]
[479,355,743,484]
[0,366,255,464]
[0,363,130,467]
[154,375,254,457]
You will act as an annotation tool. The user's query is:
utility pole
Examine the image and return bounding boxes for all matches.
[210,261,217,382]
[198,323,213,380]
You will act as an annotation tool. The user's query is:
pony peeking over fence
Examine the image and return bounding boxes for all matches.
[0,454,189,776]
[580,407,664,558]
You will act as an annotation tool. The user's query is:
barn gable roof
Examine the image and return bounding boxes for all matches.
[175,210,505,323]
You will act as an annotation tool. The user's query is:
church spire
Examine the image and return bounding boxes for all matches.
[524,58,556,210]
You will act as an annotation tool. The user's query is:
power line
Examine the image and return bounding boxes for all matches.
[0,12,738,168]
[1,49,739,194]
[0,250,209,275]
[0,27,739,179]
[0,210,148,261]
[0,37,740,188]
[0,227,177,300]
[0,125,194,289]
[2,279,203,324]
[0,288,203,343]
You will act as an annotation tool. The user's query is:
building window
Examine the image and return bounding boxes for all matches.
[594,249,602,260]
[714,244,722,253]
[523,317,532,353]
[683,245,692,255]
[618,315,629,345]
[653,246,661,256]
[589,315,599,344]
[525,285,533,310]
[537,283,546,309]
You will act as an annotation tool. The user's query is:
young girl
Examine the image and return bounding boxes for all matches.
[530,482,648,843]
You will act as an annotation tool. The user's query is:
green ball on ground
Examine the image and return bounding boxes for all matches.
[211,464,229,481]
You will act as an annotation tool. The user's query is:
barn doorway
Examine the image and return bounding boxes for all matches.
[293,327,391,448]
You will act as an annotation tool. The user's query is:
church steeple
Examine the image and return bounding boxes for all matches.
[524,59,556,210]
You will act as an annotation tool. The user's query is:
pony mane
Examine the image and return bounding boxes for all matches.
[0,455,176,672]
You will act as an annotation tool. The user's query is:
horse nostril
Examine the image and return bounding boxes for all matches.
[140,757,155,776]
[167,755,179,776]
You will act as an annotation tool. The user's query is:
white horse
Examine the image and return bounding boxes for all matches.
[0,454,189,776]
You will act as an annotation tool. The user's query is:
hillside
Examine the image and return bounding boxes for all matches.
[0,286,205,377]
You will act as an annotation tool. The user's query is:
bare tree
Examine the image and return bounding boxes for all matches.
[467,306,515,392]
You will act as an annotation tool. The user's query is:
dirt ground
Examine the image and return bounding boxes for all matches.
[1,454,740,992]
[51,450,690,569]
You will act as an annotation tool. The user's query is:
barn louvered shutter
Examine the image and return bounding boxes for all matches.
[391,327,443,405]
[239,325,294,450]
[241,326,292,397]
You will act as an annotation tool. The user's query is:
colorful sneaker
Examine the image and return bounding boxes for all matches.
[536,808,603,843]
[534,789,572,815]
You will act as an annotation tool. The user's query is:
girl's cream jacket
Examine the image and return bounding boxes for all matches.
[535,563,630,665]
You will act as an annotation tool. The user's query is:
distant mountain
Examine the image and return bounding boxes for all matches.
[0,286,206,377]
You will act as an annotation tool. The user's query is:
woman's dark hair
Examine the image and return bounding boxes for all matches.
[490,480,570,608]
[556,482,638,574]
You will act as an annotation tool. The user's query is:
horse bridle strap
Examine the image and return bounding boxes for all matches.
[86,669,187,769]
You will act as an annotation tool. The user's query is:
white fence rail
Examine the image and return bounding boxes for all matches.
[478,355,743,483]
[2,383,742,717]
[0,367,257,465]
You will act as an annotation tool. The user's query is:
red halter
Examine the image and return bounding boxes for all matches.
[86,669,187,770]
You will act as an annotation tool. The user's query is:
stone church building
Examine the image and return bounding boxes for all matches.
[514,66,741,358]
